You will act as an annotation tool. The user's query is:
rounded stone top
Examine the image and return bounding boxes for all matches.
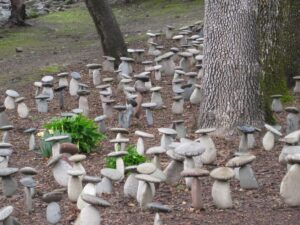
[5,89,19,98]
[113,105,127,111]
[34,81,42,87]
[158,128,177,135]
[172,95,183,101]
[147,202,172,213]
[57,72,69,77]
[178,52,193,57]
[35,94,49,100]
[60,143,78,155]
[137,163,156,174]
[42,191,63,203]
[20,176,36,188]
[0,206,13,221]
[70,72,81,80]
[69,154,86,163]
[134,130,154,138]
[161,52,174,59]
[210,167,234,181]
[271,94,282,98]
[42,75,54,83]
[187,48,200,55]
[142,60,153,65]
[103,56,116,61]
[185,72,197,77]
[166,150,185,161]
[24,128,37,134]
[0,168,18,176]
[172,35,184,40]
[285,107,299,114]
[0,143,12,148]
[172,119,184,124]
[110,128,129,134]
[150,86,162,92]
[0,149,12,157]
[0,125,14,131]
[286,154,300,164]
[174,142,205,157]
[120,78,133,84]
[237,125,257,134]
[96,84,110,90]
[265,124,282,136]
[135,174,161,183]
[47,154,62,167]
[67,170,84,177]
[141,102,157,109]
[109,138,129,143]
[20,167,38,175]
[81,194,111,207]
[101,168,122,181]
[146,146,166,155]
[86,63,102,70]
[82,175,101,184]
[153,65,162,70]
[72,108,84,114]
[293,76,300,80]
[120,57,134,62]
[15,97,25,103]
[195,54,204,61]
[174,70,185,76]
[107,151,128,157]
[281,130,300,144]
[226,155,256,167]
[125,165,138,173]
[45,135,70,142]
[181,168,209,177]
[94,115,108,122]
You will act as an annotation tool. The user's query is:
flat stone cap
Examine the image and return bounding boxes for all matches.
[125,165,138,173]
[210,167,234,181]
[82,175,101,183]
[265,124,282,136]
[96,84,110,89]
[110,128,129,134]
[172,120,184,124]
[280,130,300,144]
[195,54,204,61]
[285,107,299,113]
[0,168,18,176]
[226,155,256,167]
[0,206,13,221]
[101,168,122,181]
[166,150,185,161]
[15,97,25,103]
[94,115,108,122]
[153,65,162,70]
[150,86,162,92]
[147,202,172,213]
[178,52,193,57]
[120,57,134,62]
[181,168,209,177]
[60,143,78,155]
[237,125,256,134]
[103,78,114,83]
[158,128,177,135]
[146,146,166,155]
[34,81,42,87]
[69,154,86,163]
[103,56,115,61]
[174,142,205,157]
[187,48,200,55]
[286,154,300,164]
[42,191,63,203]
[5,89,20,98]
[293,76,300,80]
[99,91,112,97]
[113,105,127,111]
[161,52,174,59]
[45,135,70,142]
[41,75,54,83]
[271,94,282,98]
[135,130,154,138]
[20,176,36,188]
[0,125,14,131]
[172,35,184,40]
[77,90,90,96]
[86,63,102,69]
[57,72,69,77]
[67,170,84,177]
[47,154,62,167]
[142,60,153,65]
[72,108,84,114]
[120,78,133,84]
[135,174,161,183]
[0,149,12,157]
[20,167,38,175]
[70,72,81,80]
[35,94,49,100]
[137,163,156,174]
[109,138,129,143]
[142,102,157,109]
[24,128,37,133]
[81,194,111,207]
[107,151,128,157]
[185,72,197,77]
[0,143,12,148]
[61,112,75,118]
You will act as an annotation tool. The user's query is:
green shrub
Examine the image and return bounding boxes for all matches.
[105,145,147,169]
[44,114,106,153]
[38,130,71,158]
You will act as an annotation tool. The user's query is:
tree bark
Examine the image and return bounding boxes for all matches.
[198,0,264,135]
[8,0,26,26]
[84,0,127,63]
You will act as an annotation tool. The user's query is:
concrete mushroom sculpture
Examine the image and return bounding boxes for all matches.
[4,90,19,110]
[262,124,283,151]
[158,128,177,150]
[0,167,18,197]
[24,128,37,150]
[96,168,122,195]
[271,94,283,113]
[69,72,81,96]
[285,107,299,134]
[0,125,14,143]
[135,130,154,155]
[67,169,84,202]
[42,190,64,224]
[146,146,166,169]
[195,128,217,164]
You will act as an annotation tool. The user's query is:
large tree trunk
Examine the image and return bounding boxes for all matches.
[8,0,26,26]
[198,0,264,135]
[84,0,127,63]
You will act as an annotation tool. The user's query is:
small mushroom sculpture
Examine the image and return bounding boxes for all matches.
[69,72,81,96]
[0,167,19,197]
[45,135,70,157]
[236,125,257,154]
[103,56,115,72]
[107,151,127,176]
[172,96,184,115]
[77,89,90,116]
[20,166,38,197]
[113,105,128,128]
[43,190,64,225]
[150,87,163,109]
[271,94,283,112]
[195,128,217,164]
[24,128,37,150]
[35,94,49,113]
[41,76,54,100]
[57,72,69,87]
[69,154,86,175]
[20,176,36,212]
[4,90,19,110]
[54,85,67,110]
[96,168,122,195]
[67,169,84,202]
[15,97,29,118]
[293,76,300,93]
[135,130,154,155]
[146,146,166,169]
[94,115,108,133]
[0,125,14,143]
[172,120,186,138]
[158,128,177,150]
[47,154,72,187]
[190,84,202,105]
[142,102,157,126]
[262,124,283,151]
[285,107,299,134]
[278,131,300,168]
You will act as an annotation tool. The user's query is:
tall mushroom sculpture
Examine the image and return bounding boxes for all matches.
[0,167,19,197]
[195,128,217,164]
[4,90,19,110]
[262,124,283,151]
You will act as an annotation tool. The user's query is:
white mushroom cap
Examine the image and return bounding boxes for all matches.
[174,142,205,157]
[195,128,216,134]
[137,163,156,174]
[280,130,300,144]
[210,167,234,181]
[5,90,19,98]
[264,124,282,136]
[226,155,256,167]
[0,206,13,221]
[134,130,154,138]
[101,168,122,181]
[107,151,128,157]
[146,146,166,155]
[158,128,177,135]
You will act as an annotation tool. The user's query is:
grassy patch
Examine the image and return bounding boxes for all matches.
[39,64,63,75]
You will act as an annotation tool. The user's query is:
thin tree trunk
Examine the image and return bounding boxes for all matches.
[84,0,127,63]
[8,0,26,26]
[198,0,264,135]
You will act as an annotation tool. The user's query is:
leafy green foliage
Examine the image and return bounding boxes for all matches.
[39,130,71,158]
[105,145,147,169]
[44,114,106,153]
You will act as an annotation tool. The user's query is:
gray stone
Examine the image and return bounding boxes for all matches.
[124,173,139,198]
[46,202,61,224]
[0,206,13,221]
[239,164,259,189]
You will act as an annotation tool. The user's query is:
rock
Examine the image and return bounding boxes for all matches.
[79,205,101,225]
[46,202,61,224]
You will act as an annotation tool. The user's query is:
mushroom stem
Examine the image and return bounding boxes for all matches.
[52,142,60,157]
[145,109,154,126]
[2,176,17,197]
[191,178,203,209]
[2,131,8,143]
[212,180,232,209]
[136,137,145,155]
[184,157,195,188]
[164,160,183,185]
[238,133,248,153]
[152,155,161,169]
[160,134,173,149]
[29,133,35,150]
[24,186,33,212]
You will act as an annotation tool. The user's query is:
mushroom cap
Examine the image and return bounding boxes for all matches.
[237,125,257,134]
[15,97,25,103]
[0,149,12,157]
[264,124,282,136]
[285,107,299,114]
[150,86,162,92]
[99,90,112,97]
[226,155,256,167]
[103,56,115,61]
[119,78,133,84]
[178,52,193,57]
[107,151,128,157]
[20,176,36,188]
[135,48,145,53]
[35,94,49,100]
[0,206,13,221]
[5,90,19,98]
[47,154,63,167]
[34,81,42,88]
[174,142,205,157]
[271,94,282,98]
[101,168,122,181]
[281,130,300,144]
[181,168,209,177]
[45,135,70,142]
[195,54,204,61]
[61,112,75,118]
[109,138,130,143]
[173,89,185,95]
[0,143,12,148]
[81,194,111,207]
[42,76,54,83]
[42,191,63,203]
[185,72,198,77]
[87,63,102,69]
[151,168,167,182]
[187,48,200,55]
[153,65,162,70]
[69,154,86,163]
[172,35,184,40]
[142,60,153,65]
[110,128,129,134]
[0,125,14,131]
[60,143,78,155]
[70,72,81,80]
[181,83,192,89]
[72,108,84,114]
[158,128,177,135]
[172,119,184,124]
[0,168,18,176]
[120,57,134,62]
[24,128,37,134]
[54,85,67,92]
[94,115,108,122]
[141,102,157,109]
[96,84,110,90]
[20,167,38,176]
[103,78,114,83]
[146,146,166,155]
[166,150,185,161]
[134,130,154,138]
[135,174,161,183]
[147,202,172,213]
[82,175,101,184]
[42,83,53,88]
[57,72,69,77]
[113,105,127,111]
[77,90,90,96]
[210,167,234,181]
[67,170,84,177]
[293,76,300,80]
[161,52,174,59]
[286,154,300,164]
[174,70,185,75]
[137,163,156,174]
[125,165,138,173]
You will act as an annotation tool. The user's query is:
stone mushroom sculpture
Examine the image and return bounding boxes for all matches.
[20,166,38,197]
[278,131,300,168]
[69,72,81,96]
[153,65,162,81]
[103,56,115,72]
[67,169,84,202]
[77,89,90,116]
[107,151,128,176]
[262,124,283,151]
[293,76,300,93]
[24,128,37,150]
[285,107,299,134]
[164,149,184,185]
[42,190,64,225]
[110,137,129,152]
[195,128,217,164]
[226,155,259,189]
[96,168,122,195]
[150,87,163,109]
[57,72,69,87]
[4,90,19,110]
[172,120,186,138]
[280,154,300,206]
[158,128,177,150]
[146,146,166,169]
[15,97,29,118]
[181,168,209,209]
[190,84,202,105]
[135,130,154,155]
[34,81,43,97]
[123,165,139,198]
[110,127,129,151]
[118,57,134,75]
[210,167,235,209]
[102,99,115,119]
[69,154,86,175]
[178,52,193,72]
[147,202,171,225]
[20,176,36,212]
[0,167,19,197]
[271,94,283,112]
[166,25,175,39]
[41,76,54,100]
[142,102,157,126]
[47,154,72,187]
[94,115,108,133]
[0,148,12,169]
[54,85,67,110]
[236,125,257,155]
[45,135,70,156]
[35,94,49,113]
[0,125,13,143]
[113,105,128,128]
[172,96,184,115]
[0,104,10,127]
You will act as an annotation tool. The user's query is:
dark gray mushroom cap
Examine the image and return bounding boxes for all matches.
[170,47,179,52]
[0,149,12,157]
[147,202,172,213]
[181,168,209,177]
[101,168,122,181]
[113,105,127,111]
[0,168,18,176]
[70,72,81,80]
[237,125,256,134]
[110,128,129,134]
[20,167,38,176]
[135,174,161,183]
[0,125,14,131]
[210,167,234,181]
[24,128,37,134]
[77,90,90,96]
[285,107,299,114]
[0,206,13,221]
[81,194,111,207]
[174,142,205,157]
[20,176,36,188]
[226,155,256,167]
[42,191,63,203]
[35,94,49,100]
[47,154,63,167]
[82,175,101,184]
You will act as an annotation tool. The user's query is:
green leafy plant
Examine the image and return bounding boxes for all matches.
[105,145,147,169]
[39,130,71,158]
[44,114,106,153]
